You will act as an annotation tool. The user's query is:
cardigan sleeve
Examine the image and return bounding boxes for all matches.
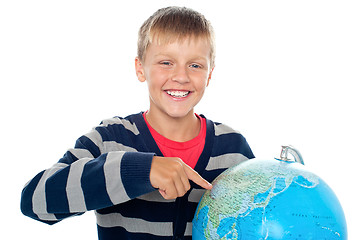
[20,122,156,225]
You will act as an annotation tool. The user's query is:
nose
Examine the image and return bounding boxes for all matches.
[171,65,190,84]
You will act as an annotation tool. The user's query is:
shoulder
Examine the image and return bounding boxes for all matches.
[211,121,248,148]
[201,114,242,138]
[82,113,145,154]
[213,121,240,136]
[84,113,143,148]
[99,114,139,132]
[201,115,255,159]
[97,112,142,136]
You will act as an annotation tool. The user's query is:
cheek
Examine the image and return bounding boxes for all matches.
[147,68,168,85]
[195,73,210,89]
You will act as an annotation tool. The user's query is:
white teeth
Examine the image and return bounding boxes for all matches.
[166,90,190,98]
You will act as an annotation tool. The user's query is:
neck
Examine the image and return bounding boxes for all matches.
[145,109,200,142]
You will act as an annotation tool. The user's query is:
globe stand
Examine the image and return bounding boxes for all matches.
[277,145,304,165]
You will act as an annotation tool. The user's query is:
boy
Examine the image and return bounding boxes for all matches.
[21,6,254,240]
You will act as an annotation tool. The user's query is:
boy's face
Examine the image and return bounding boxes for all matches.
[135,37,213,119]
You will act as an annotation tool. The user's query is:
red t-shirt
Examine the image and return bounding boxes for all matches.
[143,113,206,169]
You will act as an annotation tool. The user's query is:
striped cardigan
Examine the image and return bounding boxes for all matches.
[21,112,254,239]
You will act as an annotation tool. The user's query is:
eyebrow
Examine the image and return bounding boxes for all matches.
[154,53,208,62]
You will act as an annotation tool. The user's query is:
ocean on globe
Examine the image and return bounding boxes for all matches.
[192,152,347,239]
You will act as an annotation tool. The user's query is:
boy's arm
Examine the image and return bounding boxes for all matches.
[20,127,156,225]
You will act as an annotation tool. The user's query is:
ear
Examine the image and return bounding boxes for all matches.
[206,66,214,87]
[135,57,146,82]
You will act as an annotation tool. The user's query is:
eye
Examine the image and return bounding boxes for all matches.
[160,61,172,66]
[190,63,202,69]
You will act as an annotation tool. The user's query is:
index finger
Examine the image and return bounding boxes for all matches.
[183,163,212,190]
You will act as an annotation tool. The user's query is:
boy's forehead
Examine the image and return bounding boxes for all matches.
[150,33,210,47]
[148,37,211,56]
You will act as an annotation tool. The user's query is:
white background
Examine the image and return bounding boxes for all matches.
[1,0,360,239]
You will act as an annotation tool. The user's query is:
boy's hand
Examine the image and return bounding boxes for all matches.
[149,156,213,200]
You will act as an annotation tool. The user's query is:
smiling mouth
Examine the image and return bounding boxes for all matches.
[165,90,191,98]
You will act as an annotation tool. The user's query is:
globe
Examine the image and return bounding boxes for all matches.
[192,146,347,239]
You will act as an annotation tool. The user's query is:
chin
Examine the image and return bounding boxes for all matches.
[165,109,194,119]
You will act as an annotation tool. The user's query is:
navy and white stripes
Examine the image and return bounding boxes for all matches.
[21,112,254,239]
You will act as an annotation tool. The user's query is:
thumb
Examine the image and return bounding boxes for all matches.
[183,164,212,190]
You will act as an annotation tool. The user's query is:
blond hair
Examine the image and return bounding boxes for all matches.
[137,6,215,68]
